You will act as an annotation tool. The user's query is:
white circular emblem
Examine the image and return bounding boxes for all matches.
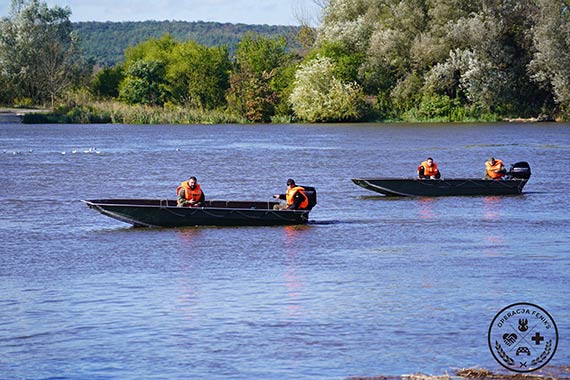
[488,302,558,372]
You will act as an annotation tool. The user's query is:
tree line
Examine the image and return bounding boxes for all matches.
[1,0,569,123]
[74,20,300,67]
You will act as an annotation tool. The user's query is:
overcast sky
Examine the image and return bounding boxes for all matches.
[0,0,322,26]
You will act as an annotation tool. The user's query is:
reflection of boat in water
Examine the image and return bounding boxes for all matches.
[83,198,315,228]
[352,162,531,197]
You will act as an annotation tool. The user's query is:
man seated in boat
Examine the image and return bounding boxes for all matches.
[177,176,205,207]
[484,157,507,180]
[417,157,441,179]
[273,179,309,210]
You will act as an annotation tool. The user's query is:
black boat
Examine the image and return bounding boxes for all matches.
[83,187,317,227]
[352,162,531,197]
[83,199,313,227]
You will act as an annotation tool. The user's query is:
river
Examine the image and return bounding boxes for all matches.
[1,122,569,379]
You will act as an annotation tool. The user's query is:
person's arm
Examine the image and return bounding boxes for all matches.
[177,189,189,207]
[195,191,205,206]
[273,194,286,200]
[417,165,425,179]
[287,191,307,210]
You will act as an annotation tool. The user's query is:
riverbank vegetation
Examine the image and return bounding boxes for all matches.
[1,0,569,124]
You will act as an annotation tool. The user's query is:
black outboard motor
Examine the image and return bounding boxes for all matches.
[506,161,531,179]
[300,186,317,209]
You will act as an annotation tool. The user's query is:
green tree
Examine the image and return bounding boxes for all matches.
[528,0,570,119]
[123,34,177,66]
[308,41,365,84]
[0,73,15,104]
[315,0,559,120]
[119,60,168,106]
[289,55,365,122]
[168,41,231,109]
[0,0,86,105]
[227,33,295,122]
[91,65,124,98]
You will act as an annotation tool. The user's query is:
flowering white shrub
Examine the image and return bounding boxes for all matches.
[316,0,373,53]
[289,56,365,122]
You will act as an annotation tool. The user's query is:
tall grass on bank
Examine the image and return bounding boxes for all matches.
[23,100,248,124]
[21,91,507,124]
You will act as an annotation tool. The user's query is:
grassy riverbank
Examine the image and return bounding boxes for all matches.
[20,101,250,124]
[7,99,555,124]
[19,100,509,125]
[6,92,546,125]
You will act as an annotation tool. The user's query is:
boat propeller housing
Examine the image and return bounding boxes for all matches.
[507,161,531,179]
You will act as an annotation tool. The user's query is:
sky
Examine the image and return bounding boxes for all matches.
[0,0,322,26]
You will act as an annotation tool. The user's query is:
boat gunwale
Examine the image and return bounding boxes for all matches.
[81,199,311,214]
[351,177,528,182]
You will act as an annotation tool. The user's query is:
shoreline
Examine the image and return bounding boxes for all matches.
[0,107,51,124]
[347,366,570,380]
[0,106,561,125]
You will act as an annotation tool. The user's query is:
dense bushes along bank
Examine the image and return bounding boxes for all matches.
[22,97,505,124]
[4,0,570,123]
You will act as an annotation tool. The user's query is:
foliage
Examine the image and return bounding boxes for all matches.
[289,55,365,122]
[73,20,300,67]
[308,41,365,83]
[309,0,570,121]
[119,60,169,106]
[296,25,317,53]
[227,33,297,122]
[316,0,373,53]
[23,99,248,124]
[123,34,177,65]
[0,73,15,104]
[117,35,231,110]
[528,0,570,119]
[90,65,124,98]
[168,41,231,109]
[0,0,88,106]
[9,0,570,123]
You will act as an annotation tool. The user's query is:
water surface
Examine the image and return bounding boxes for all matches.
[1,122,569,379]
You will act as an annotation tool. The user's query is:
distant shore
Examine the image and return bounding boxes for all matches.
[0,107,51,123]
[0,105,558,125]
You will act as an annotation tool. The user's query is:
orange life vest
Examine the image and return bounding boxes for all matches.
[176,182,203,202]
[286,186,309,210]
[486,159,505,179]
[418,161,439,177]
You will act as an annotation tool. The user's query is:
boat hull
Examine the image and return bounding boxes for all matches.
[83,199,311,227]
[351,178,528,197]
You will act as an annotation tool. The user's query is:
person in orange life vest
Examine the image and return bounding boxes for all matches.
[417,157,441,179]
[177,176,205,207]
[484,157,506,180]
[273,179,309,210]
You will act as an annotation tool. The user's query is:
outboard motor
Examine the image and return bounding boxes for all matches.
[300,186,317,209]
[507,161,531,179]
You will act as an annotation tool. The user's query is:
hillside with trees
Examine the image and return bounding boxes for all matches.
[74,21,300,67]
[2,0,570,123]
